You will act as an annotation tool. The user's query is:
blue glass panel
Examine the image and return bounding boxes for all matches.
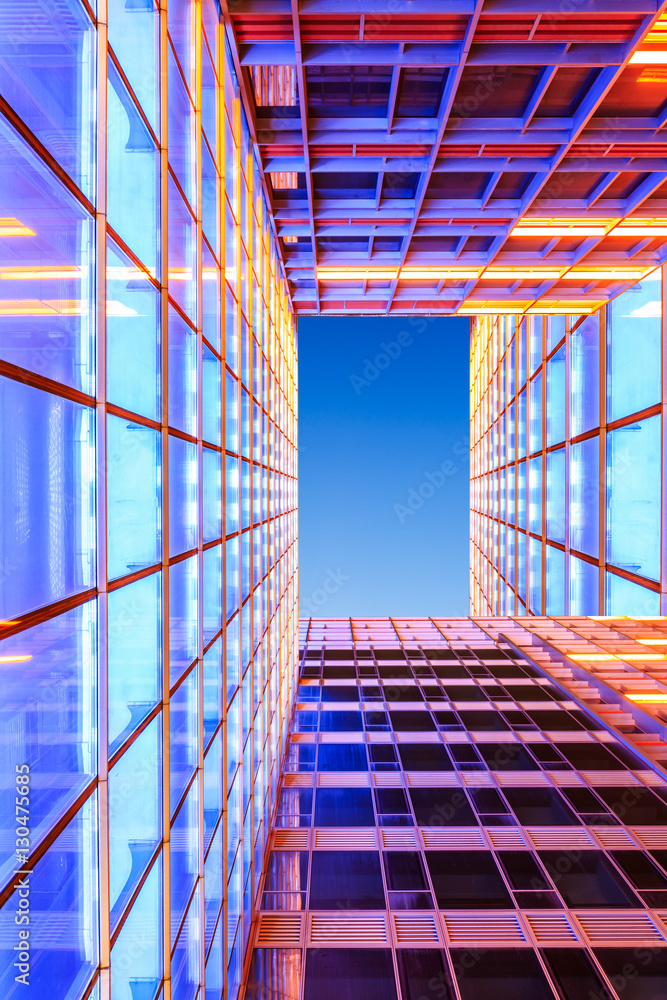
[204,730,223,850]
[226,455,240,534]
[107,240,160,421]
[205,919,224,1000]
[203,447,222,542]
[110,856,162,1000]
[203,241,221,353]
[546,447,565,544]
[517,530,526,601]
[547,314,566,354]
[108,0,159,133]
[168,306,198,436]
[241,460,252,530]
[202,42,218,162]
[226,285,239,375]
[109,716,161,927]
[107,414,161,580]
[517,461,526,529]
[0,795,98,1000]
[203,347,222,446]
[607,415,661,582]
[169,555,198,685]
[169,435,198,557]
[545,544,565,615]
[171,666,199,816]
[546,345,566,446]
[107,60,159,273]
[0,603,95,886]
[570,313,600,437]
[0,1,94,195]
[517,389,526,458]
[529,316,543,375]
[529,372,542,453]
[226,372,239,452]
[108,572,161,753]
[0,378,95,618]
[226,618,240,704]
[168,0,195,94]
[606,573,660,616]
[227,771,242,875]
[0,116,94,391]
[226,537,240,613]
[518,318,527,388]
[608,272,661,422]
[202,141,219,255]
[168,45,195,207]
[168,176,196,322]
[171,781,199,949]
[203,636,223,745]
[569,555,599,615]
[203,543,223,642]
[569,436,599,558]
[528,536,542,614]
[528,456,542,536]
[172,887,201,1000]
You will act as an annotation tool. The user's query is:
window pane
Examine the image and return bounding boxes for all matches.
[110,856,162,1000]
[0,115,94,392]
[570,313,600,437]
[606,415,661,582]
[107,414,161,580]
[108,0,159,133]
[606,573,660,616]
[170,554,198,685]
[0,377,95,618]
[569,436,599,558]
[169,435,198,556]
[546,447,565,544]
[569,554,598,615]
[168,175,196,322]
[0,0,95,195]
[546,345,566,446]
[168,306,198,436]
[608,271,661,422]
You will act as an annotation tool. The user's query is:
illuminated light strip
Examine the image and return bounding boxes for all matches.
[0,266,85,280]
[636,638,667,645]
[564,268,652,280]
[608,226,667,236]
[0,655,32,663]
[568,653,618,660]
[629,50,667,64]
[526,305,599,314]
[0,299,87,316]
[620,653,667,661]
[0,217,35,237]
[511,226,610,237]
[480,269,564,280]
[400,268,482,280]
[317,269,399,281]
[626,693,667,703]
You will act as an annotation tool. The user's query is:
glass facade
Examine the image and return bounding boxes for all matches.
[0,8,298,1000]
[470,271,666,617]
[246,616,667,1000]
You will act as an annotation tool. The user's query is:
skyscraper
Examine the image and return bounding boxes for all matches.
[1,3,667,1000]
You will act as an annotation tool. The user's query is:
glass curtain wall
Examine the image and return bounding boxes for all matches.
[0,5,298,1000]
[470,269,665,618]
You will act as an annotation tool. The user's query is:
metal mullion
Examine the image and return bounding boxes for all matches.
[541,318,547,616]
[564,314,572,614]
[662,262,667,613]
[158,2,171,997]
[96,3,111,996]
[599,304,607,613]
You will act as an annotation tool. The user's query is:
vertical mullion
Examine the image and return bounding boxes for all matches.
[541,317,547,616]
[158,2,171,997]
[662,262,667,613]
[96,4,110,998]
[599,304,607,613]
[564,315,572,614]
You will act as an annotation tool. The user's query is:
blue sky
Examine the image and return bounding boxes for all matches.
[298,314,471,617]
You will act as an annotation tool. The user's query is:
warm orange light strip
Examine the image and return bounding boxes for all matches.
[0,217,35,237]
[0,654,32,663]
[626,693,667,703]
[0,299,86,316]
[0,266,84,280]
[636,638,667,646]
[629,50,667,64]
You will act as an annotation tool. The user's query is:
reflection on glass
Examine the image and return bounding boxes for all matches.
[608,272,661,422]
[168,306,198,436]
[106,414,161,580]
[0,377,95,618]
[171,666,198,814]
[110,856,162,1000]
[606,415,661,582]
[0,116,94,391]
[0,603,96,885]
[169,555,198,685]
[108,0,160,133]
[169,435,198,556]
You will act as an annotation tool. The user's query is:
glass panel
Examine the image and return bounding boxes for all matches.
[106,240,160,422]
[0,377,95,618]
[606,415,661,582]
[545,544,565,615]
[203,446,222,542]
[108,0,159,133]
[169,554,198,685]
[171,781,199,948]
[569,555,599,615]
[569,436,599,558]
[528,536,542,614]
[203,543,223,641]
[172,886,201,1000]
[168,175,196,322]
[0,0,95,195]
[608,271,661,422]
[168,306,198,436]
[109,716,161,927]
[0,116,94,392]
[203,240,221,353]
[107,414,161,580]
[0,794,98,1000]
[107,59,159,273]
[528,455,542,536]
[169,435,198,557]
[171,667,198,813]
[168,45,195,207]
[0,602,96,886]
[203,346,222,445]
[108,572,161,753]
[111,859,162,1000]
[606,573,660,616]
[546,345,566,446]
[570,313,600,437]
[546,447,565,544]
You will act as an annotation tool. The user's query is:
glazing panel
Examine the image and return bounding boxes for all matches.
[546,447,565,544]
[168,306,198,436]
[528,535,542,614]
[203,730,222,850]
[545,544,565,616]
[0,116,94,391]
[569,554,598,615]
[169,555,198,685]
[0,602,95,886]
[606,573,660,616]
[168,176,196,322]
[608,271,661,422]
[169,434,198,557]
[203,636,223,744]
[0,0,94,195]
[110,856,162,1000]
[170,666,198,814]
[168,45,195,207]
[107,60,159,273]
[172,886,201,1000]
[0,794,98,1000]
[203,240,221,352]
[171,780,200,949]
[108,571,161,753]
[109,716,161,927]
[203,543,223,641]
[107,414,161,580]
[607,415,661,582]
[546,345,566,446]
[569,435,599,558]
[203,446,222,542]
[529,371,542,453]
[203,346,222,446]
[108,0,159,133]
[309,851,385,909]
[528,455,542,536]
[107,240,160,421]
[304,949,397,1000]
[0,377,95,618]
[570,313,600,437]
[246,949,302,1000]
